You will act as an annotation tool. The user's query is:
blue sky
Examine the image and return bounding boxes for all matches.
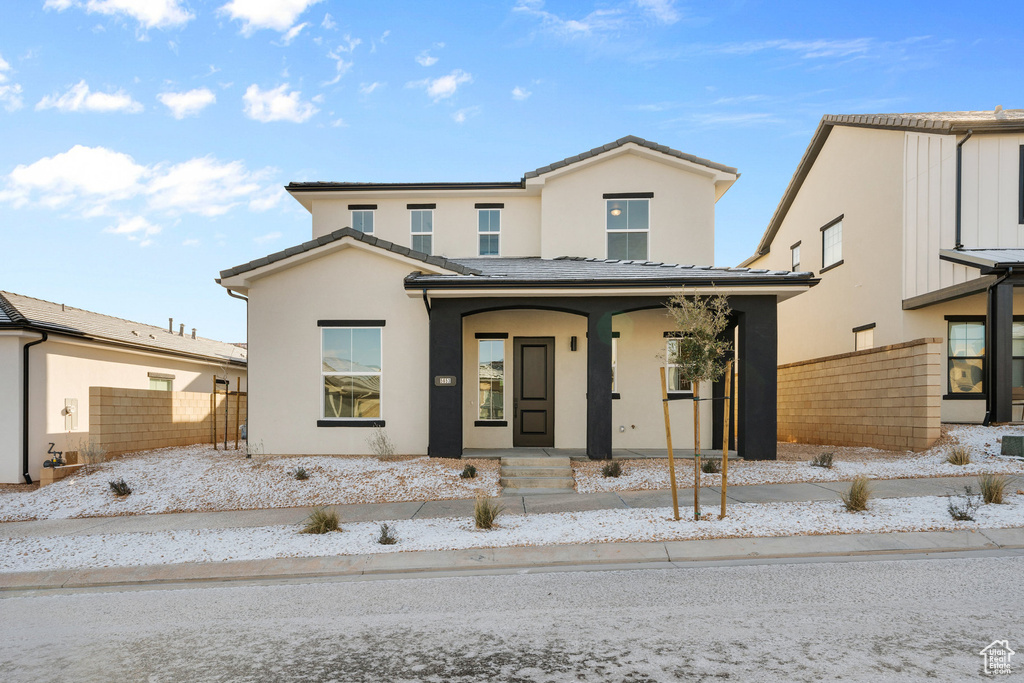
[1,0,1020,342]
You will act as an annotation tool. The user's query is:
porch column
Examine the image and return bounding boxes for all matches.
[987,281,1013,423]
[586,308,614,459]
[733,296,777,460]
[428,300,463,457]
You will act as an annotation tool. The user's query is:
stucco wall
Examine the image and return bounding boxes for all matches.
[246,244,430,456]
[777,338,943,451]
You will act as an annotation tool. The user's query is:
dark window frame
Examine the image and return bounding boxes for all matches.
[820,214,844,271]
[944,316,986,399]
[790,240,801,272]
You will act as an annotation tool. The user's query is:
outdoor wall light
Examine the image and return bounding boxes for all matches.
[570,336,578,351]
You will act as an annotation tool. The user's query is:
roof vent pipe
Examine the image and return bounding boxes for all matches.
[169,317,173,334]
[179,323,184,337]
[191,328,196,340]
[955,129,973,250]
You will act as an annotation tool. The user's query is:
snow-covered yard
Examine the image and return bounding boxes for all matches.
[577,425,1024,493]
[2,492,1022,573]
[0,445,499,522]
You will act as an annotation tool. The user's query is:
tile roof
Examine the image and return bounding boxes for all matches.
[523,135,738,178]
[0,291,247,366]
[219,228,481,279]
[406,256,815,289]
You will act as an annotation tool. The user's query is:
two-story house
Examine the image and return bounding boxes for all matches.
[218,136,815,460]
[743,110,1024,443]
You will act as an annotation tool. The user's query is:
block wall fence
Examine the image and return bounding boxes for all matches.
[89,387,247,455]
[776,338,943,452]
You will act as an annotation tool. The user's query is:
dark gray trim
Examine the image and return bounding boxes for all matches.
[603,192,654,199]
[820,259,844,274]
[611,392,620,400]
[790,240,802,250]
[289,182,523,192]
[819,215,844,232]
[348,204,377,210]
[525,135,738,179]
[903,276,996,310]
[955,130,974,248]
[944,314,986,322]
[611,331,620,338]
[318,320,385,327]
[22,331,47,483]
[474,420,507,427]
[987,282,1013,422]
[409,277,816,290]
[852,322,876,333]
[407,203,436,210]
[147,372,175,380]
[943,393,986,401]
[317,419,386,427]
[663,331,683,338]
[475,203,504,209]
[475,332,509,339]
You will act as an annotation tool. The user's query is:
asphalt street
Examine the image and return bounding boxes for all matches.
[1,555,1021,682]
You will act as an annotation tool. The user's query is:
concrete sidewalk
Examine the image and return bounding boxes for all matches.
[2,527,1022,593]
[0,475,1002,540]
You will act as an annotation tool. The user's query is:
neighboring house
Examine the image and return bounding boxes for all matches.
[218,136,815,461]
[743,109,1024,433]
[0,291,247,483]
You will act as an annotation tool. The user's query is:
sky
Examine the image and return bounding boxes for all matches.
[1,0,1021,342]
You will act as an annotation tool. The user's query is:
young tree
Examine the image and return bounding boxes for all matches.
[664,292,732,520]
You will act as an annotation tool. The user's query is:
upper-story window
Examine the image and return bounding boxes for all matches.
[791,241,801,271]
[821,216,843,271]
[606,194,651,260]
[477,205,501,256]
[349,204,375,234]
[409,204,434,255]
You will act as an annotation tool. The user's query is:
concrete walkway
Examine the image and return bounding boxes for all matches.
[0,475,1003,540]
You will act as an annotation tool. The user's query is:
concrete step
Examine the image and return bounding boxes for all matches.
[499,456,571,468]
[501,487,577,496]
[500,466,573,478]
[500,476,576,489]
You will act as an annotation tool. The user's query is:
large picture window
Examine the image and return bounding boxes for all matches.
[322,327,382,419]
[606,198,649,260]
[665,338,693,394]
[948,320,984,395]
[411,209,433,255]
[478,339,504,420]
[478,209,500,256]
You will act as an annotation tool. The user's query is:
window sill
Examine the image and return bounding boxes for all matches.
[317,419,386,427]
[666,391,694,401]
[820,259,844,274]
[942,394,986,401]
[474,420,507,427]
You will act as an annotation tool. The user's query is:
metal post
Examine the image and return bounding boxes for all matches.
[660,367,680,521]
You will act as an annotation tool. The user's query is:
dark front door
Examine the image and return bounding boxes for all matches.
[513,337,555,447]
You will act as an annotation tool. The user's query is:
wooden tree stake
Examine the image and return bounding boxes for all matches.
[693,382,701,521]
[721,360,733,519]
[660,367,680,521]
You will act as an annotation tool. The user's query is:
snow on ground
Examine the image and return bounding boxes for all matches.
[2,493,1021,572]
[577,425,1024,493]
[0,445,499,522]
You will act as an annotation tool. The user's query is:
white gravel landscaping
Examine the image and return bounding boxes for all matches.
[0,445,499,522]
[2,492,1022,573]
[576,425,1024,493]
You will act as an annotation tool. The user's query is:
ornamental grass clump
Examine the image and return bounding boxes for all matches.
[701,459,721,474]
[947,486,981,521]
[946,446,972,466]
[473,496,503,530]
[377,522,398,545]
[302,506,340,534]
[841,476,871,512]
[108,478,132,497]
[293,466,309,481]
[602,461,622,478]
[980,474,1009,504]
[460,464,477,479]
[810,452,834,469]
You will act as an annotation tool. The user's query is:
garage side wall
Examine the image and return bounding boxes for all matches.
[777,338,942,451]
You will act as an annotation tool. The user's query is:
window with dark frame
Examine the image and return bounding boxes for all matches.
[665,338,693,394]
[477,339,504,420]
[410,209,433,255]
[853,323,874,351]
[322,327,382,419]
[478,209,500,256]
[947,320,985,395]
[606,197,650,260]
[821,216,843,270]
[791,241,801,271]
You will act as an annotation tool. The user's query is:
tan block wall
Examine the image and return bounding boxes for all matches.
[777,338,942,452]
[89,387,248,455]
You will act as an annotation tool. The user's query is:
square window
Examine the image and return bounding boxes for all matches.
[352,210,374,234]
[149,377,172,391]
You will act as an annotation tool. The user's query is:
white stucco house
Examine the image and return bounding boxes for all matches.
[743,109,1024,425]
[0,291,247,483]
[219,136,815,460]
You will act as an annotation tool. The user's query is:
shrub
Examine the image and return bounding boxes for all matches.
[946,446,971,466]
[474,497,503,530]
[701,458,721,474]
[377,522,398,545]
[302,506,340,534]
[77,439,107,473]
[947,486,981,521]
[293,466,309,481]
[108,478,132,496]
[602,461,622,478]
[460,464,477,479]
[367,428,397,461]
[810,452,834,469]
[841,476,871,512]
[980,474,1009,504]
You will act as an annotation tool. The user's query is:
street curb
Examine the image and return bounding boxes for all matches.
[2,527,1023,592]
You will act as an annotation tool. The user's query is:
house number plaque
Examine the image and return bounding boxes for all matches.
[434,375,457,387]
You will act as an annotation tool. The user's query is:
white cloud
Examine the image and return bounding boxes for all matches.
[157,88,216,118]
[253,231,282,244]
[242,83,318,123]
[635,0,680,24]
[0,145,148,208]
[511,86,531,101]
[452,106,480,124]
[219,0,323,35]
[407,69,472,102]
[416,50,438,67]
[330,117,347,127]
[147,156,269,216]
[335,34,361,53]
[278,22,308,45]
[37,80,143,113]
[105,215,161,246]
[513,0,626,38]
[707,39,874,60]
[249,187,285,211]
[0,54,24,112]
[182,238,201,246]
[323,40,359,85]
[359,81,383,95]
[44,0,194,30]
[321,13,336,29]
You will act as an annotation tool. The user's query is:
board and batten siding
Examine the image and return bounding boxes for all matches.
[903,131,1024,300]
